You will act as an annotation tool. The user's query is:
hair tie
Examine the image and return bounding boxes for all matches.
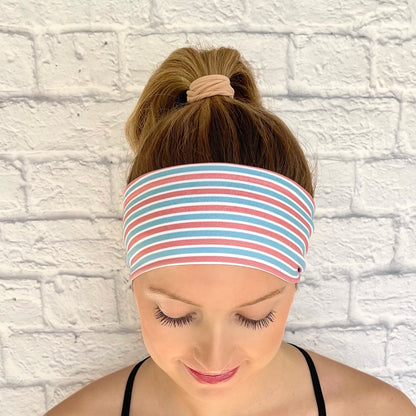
[186,74,235,103]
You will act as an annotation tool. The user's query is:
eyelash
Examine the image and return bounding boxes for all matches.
[153,306,277,330]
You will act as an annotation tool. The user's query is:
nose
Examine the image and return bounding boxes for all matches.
[193,319,236,372]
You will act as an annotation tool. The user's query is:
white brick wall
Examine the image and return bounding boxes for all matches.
[0,1,415,414]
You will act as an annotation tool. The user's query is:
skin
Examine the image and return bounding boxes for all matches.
[132,263,298,416]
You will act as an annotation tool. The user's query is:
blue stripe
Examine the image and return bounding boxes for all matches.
[126,228,304,267]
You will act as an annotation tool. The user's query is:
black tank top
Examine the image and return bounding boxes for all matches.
[121,343,327,416]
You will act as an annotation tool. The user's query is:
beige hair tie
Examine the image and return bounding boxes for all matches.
[186,74,235,103]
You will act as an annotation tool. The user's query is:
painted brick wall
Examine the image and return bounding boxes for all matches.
[0,1,415,414]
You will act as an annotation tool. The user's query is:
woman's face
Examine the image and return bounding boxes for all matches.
[132,264,296,403]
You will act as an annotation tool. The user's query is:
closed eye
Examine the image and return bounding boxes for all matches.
[153,306,277,330]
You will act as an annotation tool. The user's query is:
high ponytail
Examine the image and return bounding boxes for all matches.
[124,45,317,199]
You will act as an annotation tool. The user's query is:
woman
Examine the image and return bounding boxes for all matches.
[45,46,416,416]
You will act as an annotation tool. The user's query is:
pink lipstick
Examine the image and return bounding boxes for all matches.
[186,365,239,384]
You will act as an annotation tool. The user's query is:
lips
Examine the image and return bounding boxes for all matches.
[186,365,239,384]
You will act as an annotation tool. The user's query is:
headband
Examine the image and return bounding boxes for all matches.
[122,163,315,284]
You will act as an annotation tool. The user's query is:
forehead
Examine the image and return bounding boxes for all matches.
[134,264,286,294]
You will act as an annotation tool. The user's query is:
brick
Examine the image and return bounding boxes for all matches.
[111,158,132,214]
[1,218,120,243]
[314,159,354,210]
[288,270,350,325]
[114,274,140,328]
[264,97,398,157]
[0,338,4,382]
[396,214,416,268]
[0,0,151,26]
[0,219,126,273]
[44,276,118,328]
[29,158,111,214]
[0,280,42,327]
[0,33,35,91]
[351,274,416,324]
[249,0,410,28]
[0,387,45,416]
[38,32,118,91]
[290,35,370,94]
[0,100,131,152]
[375,39,416,90]
[153,0,245,28]
[307,217,395,268]
[124,33,188,88]
[356,159,416,211]
[4,332,142,381]
[388,325,416,369]
[399,101,416,154]
[0,0,89,25]
[0,159,25,213]
[90,0,151,25]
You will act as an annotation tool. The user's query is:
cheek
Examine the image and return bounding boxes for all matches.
[251,299,295,366]
[133,288,188,367]
[138,304,184,359]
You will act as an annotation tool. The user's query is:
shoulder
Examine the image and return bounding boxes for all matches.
[303,347,416,416]
[370,382,416,416]
[44,362,138,416]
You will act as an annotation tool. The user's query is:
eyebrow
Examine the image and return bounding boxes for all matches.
[146,286,286,308]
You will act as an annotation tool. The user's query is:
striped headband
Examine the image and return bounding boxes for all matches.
[122,163,315,284]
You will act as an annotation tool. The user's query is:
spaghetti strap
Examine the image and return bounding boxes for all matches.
[288,343,327,416]
[121,356,150,416]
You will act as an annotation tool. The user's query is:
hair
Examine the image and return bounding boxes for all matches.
[125,44,318,290]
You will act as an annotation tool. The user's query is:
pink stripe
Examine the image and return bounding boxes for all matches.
[129,256,300,284]
[130,237,300,271]
[123,171,314,217]
[124,206,308,252]
[124,187,312,236]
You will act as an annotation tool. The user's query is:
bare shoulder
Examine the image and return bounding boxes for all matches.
[44,362,138,416]
[303,347,416,416]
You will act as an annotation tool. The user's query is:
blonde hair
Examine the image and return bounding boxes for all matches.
[124,44,317,201]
